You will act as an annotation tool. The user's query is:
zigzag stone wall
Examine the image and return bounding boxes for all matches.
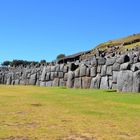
[1,50,140,93]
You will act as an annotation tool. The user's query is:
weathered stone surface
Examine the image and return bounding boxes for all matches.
[120,62,131,70]
[112,71,119,84]
[51,66,56,72]
[106,57,116,66]
[116,55,130,64]
[66,71,74,88]
[40,67,46,81]
[60,64,64,72]
[29,73,37,85]
[113,63,120,71]
[133,70,140,92]
[80,64,87,77]
[46,81,52,87]
[86,68,90,77]
[106,66,113,76]
[74,78,82,88]
[90,67,97,77]
[97,57,106,65]
[46,73,50,81]
[117,70,133,92]
[90,74,101,89]
[40,81,46,86]
[97,65,102,73]
[74,68,80,78]
[100,76,109,89]
[101,65,107,76]
[58,72,64,78]
[59,79,66,86]
[52,78,59,86]
[82,77,91,88]
[91,58,97,66]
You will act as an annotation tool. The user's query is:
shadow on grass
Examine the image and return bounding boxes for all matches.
[105,90,117,93]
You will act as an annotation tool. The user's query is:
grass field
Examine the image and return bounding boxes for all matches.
[0,85,140,140]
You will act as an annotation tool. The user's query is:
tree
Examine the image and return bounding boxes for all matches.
[40,60,46,64]
[1,61,12,66]
[56,54,65,60]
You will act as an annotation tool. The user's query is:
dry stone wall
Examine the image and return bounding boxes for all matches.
[1,50,140,93]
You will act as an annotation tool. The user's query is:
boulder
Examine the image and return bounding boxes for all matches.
[52,78,59,86]
[46,81,52,87]
[80,64,87,77]
[113,63,120,71]
[133,70,140,92]
[106,57,116,66]
[74,68,80,78]
[59,79,66,87]
[90,74,101,89]
[120,62,131,70]
[101,65,107,76]
[40,67,46,81]
[74,78,82,88]
[97,57,106,65]
[106,66,113,76]
[90,67,97,77]
[116,55,130,64]
[66,71,74,88]
[100,76,109,89]
[82,77,91,88]
[58,72,64,78]
[117,70,133,92]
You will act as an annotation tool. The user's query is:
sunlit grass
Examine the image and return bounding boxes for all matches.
[0,85,140,140]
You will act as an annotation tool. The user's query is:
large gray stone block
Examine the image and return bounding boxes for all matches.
[90,74,101,89]
[90,67,97,77]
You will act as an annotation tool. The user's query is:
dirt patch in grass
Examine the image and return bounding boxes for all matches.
[0,136,29,140]
[30,103,42,107]
[60,134,96,140]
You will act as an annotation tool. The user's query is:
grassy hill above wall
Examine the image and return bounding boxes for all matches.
[81,33,140,60]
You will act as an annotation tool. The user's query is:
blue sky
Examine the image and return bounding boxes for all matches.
[0,0,140,62]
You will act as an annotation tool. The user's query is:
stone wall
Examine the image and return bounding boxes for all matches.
[1,49,140,93]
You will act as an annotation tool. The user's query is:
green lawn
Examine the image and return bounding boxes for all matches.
[0,85,140,140]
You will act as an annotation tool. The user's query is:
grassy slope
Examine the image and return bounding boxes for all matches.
[0,86,140,140]
[96,33,140,50]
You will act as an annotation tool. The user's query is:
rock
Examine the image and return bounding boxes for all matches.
[80,64,87,77]
[120,62,131,70]
[133,70,140,92]
[59,79,66,87]
[40,82,46,86]
[106,57,116,66]
[106,66,113,76]
[91,58,97,66]
[46,73,50,81]
[90,67,97,77]
[97,57,106,65]
[90,74,101,89]
[100,76,109,89]
[97,65,102,73]
[101,65,107,76]
[82,77,91,88]
[66,71,74,88]
[46,81,52,87]
[112,71,119,84]
[51,66,56,72]
[74,78,82,88]
[40,67,46,81]
[58,72,64,78]
[74,68,80,78]
[117,70,133,92]
[116,55,130,64]
[113,63,120,71]
[52,78,59,86]
[86,68,90,77]
[29,73,37,85]
[64,65,68,73]
[60,64,64,71]
[50,72,55,80]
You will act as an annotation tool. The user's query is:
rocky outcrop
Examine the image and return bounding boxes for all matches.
[1,49,140,93]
